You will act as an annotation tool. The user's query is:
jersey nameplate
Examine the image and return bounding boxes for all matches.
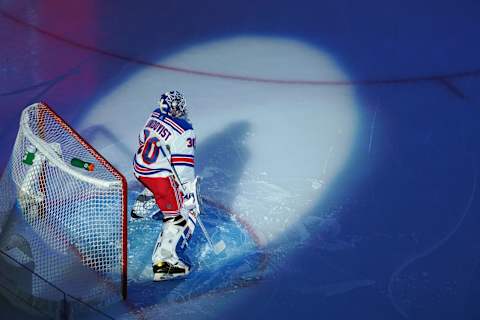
[146,119,172,140]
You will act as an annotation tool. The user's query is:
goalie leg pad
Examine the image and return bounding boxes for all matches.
[151,211,197,280]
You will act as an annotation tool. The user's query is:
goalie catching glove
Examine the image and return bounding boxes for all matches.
[131,188,159,219]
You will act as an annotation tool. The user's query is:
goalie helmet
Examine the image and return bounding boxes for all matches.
[158,90,187,118]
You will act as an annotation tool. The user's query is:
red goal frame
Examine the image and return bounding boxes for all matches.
[38,102,128,300]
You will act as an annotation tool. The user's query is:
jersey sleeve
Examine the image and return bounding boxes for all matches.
[170,129,196,184]
[138,128,148,146]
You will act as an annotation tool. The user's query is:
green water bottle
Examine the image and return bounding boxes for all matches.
[22,146,37,165]
[71,158,95,172]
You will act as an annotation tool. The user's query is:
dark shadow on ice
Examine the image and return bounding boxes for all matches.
[196,121,251,207]
[80,124,133,166]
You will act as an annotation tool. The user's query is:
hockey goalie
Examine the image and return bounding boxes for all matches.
[131,90,200,281]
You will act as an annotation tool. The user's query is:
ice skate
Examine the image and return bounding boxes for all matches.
[152,259,190,281]
[151,213,196,281]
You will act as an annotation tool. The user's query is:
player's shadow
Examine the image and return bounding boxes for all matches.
[80,125,133,161]
[125,121,251,306]
[196,121,251,207]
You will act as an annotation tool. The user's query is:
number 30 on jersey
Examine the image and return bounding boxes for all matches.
[187,137,196,148]
[141,137,161,164]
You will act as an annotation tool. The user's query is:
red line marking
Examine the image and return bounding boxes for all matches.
[201,197,270,273]
[1,10,480,86]
[202,197,265,248]
[122,196,267,319]
[124,197,269,317]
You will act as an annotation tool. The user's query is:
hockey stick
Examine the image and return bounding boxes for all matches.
[157,141,226,255]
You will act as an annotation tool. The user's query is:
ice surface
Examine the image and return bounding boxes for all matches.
[2,1,480,319]
[79,37,359,247]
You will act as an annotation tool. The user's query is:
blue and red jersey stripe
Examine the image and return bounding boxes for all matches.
[171,154,194,167]
[163,117,185,134]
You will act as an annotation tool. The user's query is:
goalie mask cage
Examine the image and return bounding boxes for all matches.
[0,102,127,303]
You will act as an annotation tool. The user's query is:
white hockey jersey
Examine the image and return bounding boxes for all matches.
[133,108,195,183]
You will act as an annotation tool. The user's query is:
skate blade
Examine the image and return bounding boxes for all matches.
[153,272,188,282]
[131,209,161,220]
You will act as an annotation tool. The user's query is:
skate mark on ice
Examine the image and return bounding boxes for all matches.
[202,197,266,249]
[368,107,378,155]
[437,78,466,99]
[0,62,84,143]
[126,197,269,311]
[0,72,69,97]
[296,279,375,297]
[322,146,334,177]
[387,161,478,319]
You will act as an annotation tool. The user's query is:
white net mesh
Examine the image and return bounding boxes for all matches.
[0,103,127,304]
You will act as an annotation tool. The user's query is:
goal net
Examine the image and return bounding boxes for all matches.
[0,102,127,304]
